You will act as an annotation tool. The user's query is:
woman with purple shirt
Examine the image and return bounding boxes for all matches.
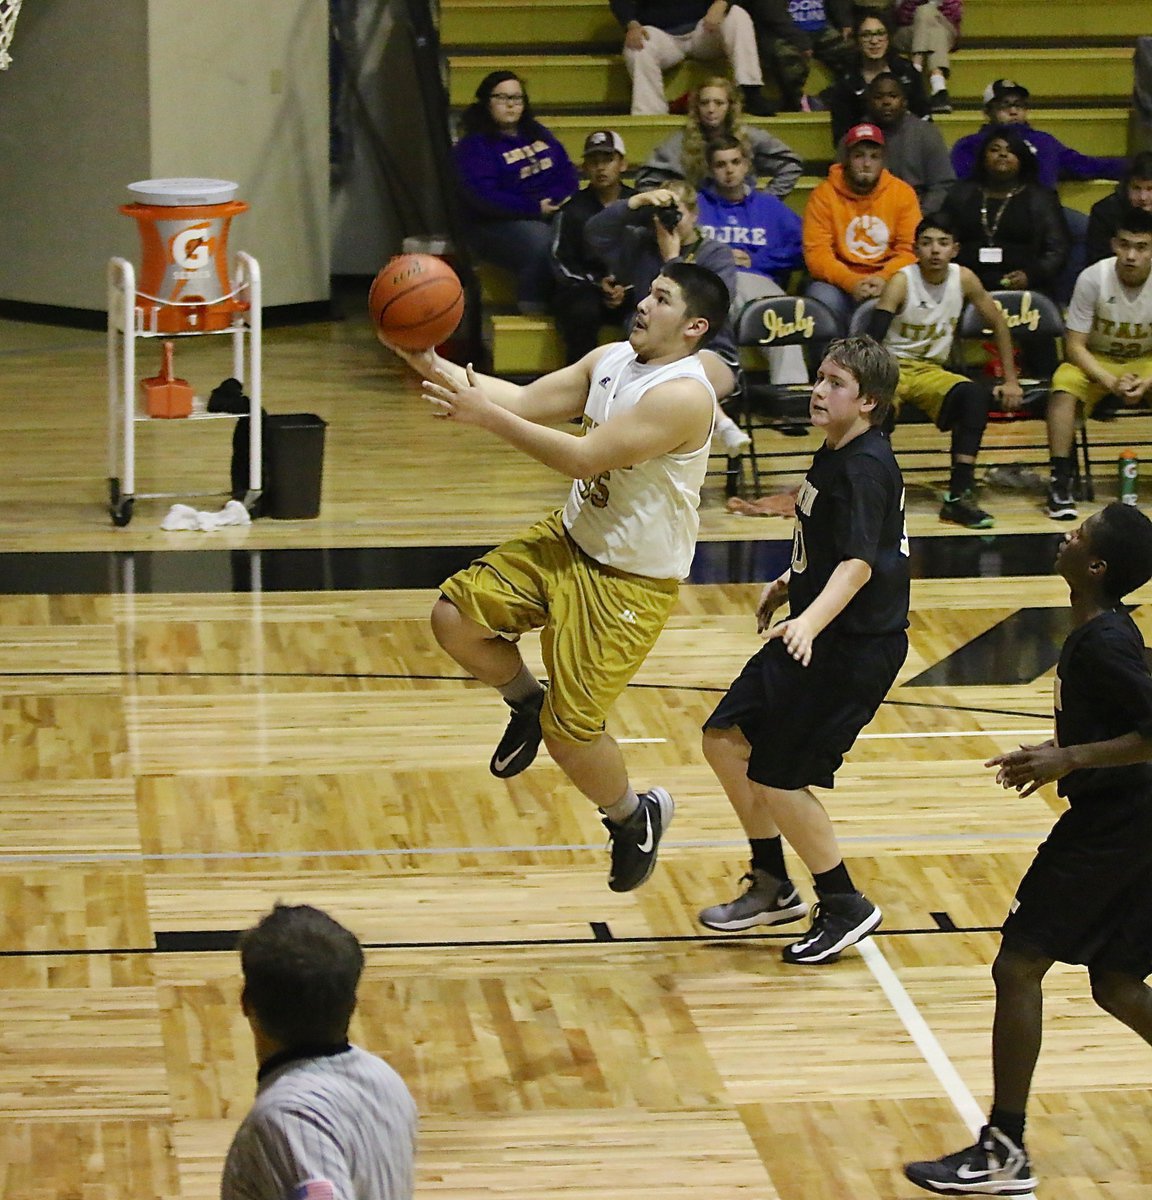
[453,70,579,313]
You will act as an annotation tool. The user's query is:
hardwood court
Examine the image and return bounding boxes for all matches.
[2,311,1151,1199]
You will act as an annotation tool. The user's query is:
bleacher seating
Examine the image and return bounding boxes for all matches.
[440,0,1145,385]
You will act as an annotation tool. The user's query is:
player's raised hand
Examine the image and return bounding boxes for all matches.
[984,740,1066,796]
[422,363,490,425]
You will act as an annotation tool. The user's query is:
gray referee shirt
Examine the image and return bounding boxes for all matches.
[221,1044,418,1200]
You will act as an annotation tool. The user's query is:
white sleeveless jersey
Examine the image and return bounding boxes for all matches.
[1067,257,1152,361]
[562,342,715,580]
[885,263,963,365]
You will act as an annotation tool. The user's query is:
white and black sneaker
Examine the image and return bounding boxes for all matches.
[698,870,810,931]
[603,787,674,893]
[1046,482,1078,521]
[782,891,881,964]
[904,1125,1037,1195]
[489,690,545,778]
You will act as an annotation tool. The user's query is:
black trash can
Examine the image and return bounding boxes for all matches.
[264,413,327,518]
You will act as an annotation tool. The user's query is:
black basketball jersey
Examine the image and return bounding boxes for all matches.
[787,426,910,636]
[1055,608,1152,801]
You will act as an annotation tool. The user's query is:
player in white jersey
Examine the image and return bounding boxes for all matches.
[868,212,1023,528]
[383,261,729,893]
[221,904,418,1200]
[1046,207,1152,520]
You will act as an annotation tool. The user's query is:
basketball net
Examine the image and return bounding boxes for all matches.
[0,0,24,70]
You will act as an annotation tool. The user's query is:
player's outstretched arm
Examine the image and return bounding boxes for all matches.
[383,337,597,426]
[423,369,713,479]
[987,731,1152,797]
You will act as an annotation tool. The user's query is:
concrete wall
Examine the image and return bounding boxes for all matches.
[0,0,329,311]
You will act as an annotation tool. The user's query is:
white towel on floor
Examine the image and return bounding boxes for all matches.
[162,500,251,531]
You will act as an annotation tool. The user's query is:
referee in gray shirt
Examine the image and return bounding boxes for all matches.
[221,904,418,1200]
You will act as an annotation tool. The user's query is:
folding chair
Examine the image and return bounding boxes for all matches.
[731,294,843,496]
[956,289,1093,499]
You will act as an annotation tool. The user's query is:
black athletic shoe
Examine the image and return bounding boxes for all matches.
[489,690,545,778]
[929,88,953,114]
[1046,483,1078,521]
[782,891,881,964]
[904,1125,1037,1195]
[603,787,674,892]
[940,494,994,529]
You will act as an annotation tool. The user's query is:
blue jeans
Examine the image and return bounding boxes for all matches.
[1057,206,1088,305]
[803,279,855,334]
[467,218,555,313]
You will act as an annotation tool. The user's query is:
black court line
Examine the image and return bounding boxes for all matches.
[0,923,1006,959]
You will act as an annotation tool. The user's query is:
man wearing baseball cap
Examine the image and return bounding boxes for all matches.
[951,78,1128,189]
[950,78,1128,300]
[550,130,636,363]
[802,122,921,330]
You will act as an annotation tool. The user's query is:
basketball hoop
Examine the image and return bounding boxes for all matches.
[0,0,24,70]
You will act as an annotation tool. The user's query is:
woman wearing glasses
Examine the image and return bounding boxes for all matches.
[825,12,927,145]
[453,70,579,314]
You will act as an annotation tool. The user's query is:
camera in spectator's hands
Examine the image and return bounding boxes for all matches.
[654,204,682,231]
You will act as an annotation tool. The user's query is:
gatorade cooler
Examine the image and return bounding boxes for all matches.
[121,178,248,333]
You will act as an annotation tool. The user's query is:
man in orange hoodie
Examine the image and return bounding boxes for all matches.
[802,123,921,331]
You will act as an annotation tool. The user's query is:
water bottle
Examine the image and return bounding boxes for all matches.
[1119,448,1139,506]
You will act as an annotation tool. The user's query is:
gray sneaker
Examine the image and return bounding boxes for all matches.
[698,870,810,932]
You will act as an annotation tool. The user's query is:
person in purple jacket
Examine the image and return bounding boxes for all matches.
[951,78,1128,299]
[453,70,579,313]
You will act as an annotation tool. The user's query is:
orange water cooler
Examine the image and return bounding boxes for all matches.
[106,178,262,526]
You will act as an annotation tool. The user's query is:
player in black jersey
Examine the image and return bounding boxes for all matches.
[906,502,1152,1196]
[699,336,910,964]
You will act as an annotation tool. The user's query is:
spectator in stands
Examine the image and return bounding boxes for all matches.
[453,71,579,315]
[868,212,1024,529]
[696,135,808,384]
[802,122,920,329]
[825,10,928,143]
[891,0,961,114]
[951,78,1128,298]
[941,128,1069,298]
[636,76,803,194]
[1086,152,1152,266]
[550,130,636,364]
[842,72,954,213]
[610,1,775,116]
[742,0,855,113]
[1045,207,1152,522]
[585,179,753,452]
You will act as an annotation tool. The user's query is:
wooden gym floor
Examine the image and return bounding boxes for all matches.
[2,306,1151,1199]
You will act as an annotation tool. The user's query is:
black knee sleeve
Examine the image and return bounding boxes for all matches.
[939,381,989,460]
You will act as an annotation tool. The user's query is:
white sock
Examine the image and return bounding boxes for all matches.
[602,787,640,825]
[930,71,947,94]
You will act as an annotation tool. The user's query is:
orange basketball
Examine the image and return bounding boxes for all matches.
[369,254,464,351]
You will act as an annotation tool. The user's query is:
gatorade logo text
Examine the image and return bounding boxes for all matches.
[171,223,215,273]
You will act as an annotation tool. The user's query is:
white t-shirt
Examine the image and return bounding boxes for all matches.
[562,342,715,581]
[1066,258,1152,361]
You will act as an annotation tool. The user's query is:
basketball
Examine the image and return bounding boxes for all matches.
[369,254,464,351]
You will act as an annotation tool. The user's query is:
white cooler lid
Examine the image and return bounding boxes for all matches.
[126,177,239,206]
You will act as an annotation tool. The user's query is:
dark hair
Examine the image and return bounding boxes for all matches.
[823,336,900,426]
[459,70,547,139]
[853,9,892,36]
[1116,205,1152,238]
[865,71,906,100]
[240,904,364,1047]
[1088,502,1152,601]
[705,133,746,164]
[660,261,731,348]
[972,127,1039,185]
[1125,151,1152,186]
[915,211,960,241]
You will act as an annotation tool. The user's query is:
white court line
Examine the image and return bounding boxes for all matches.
[858,728,1050,741]
[857,938,1038,1198]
